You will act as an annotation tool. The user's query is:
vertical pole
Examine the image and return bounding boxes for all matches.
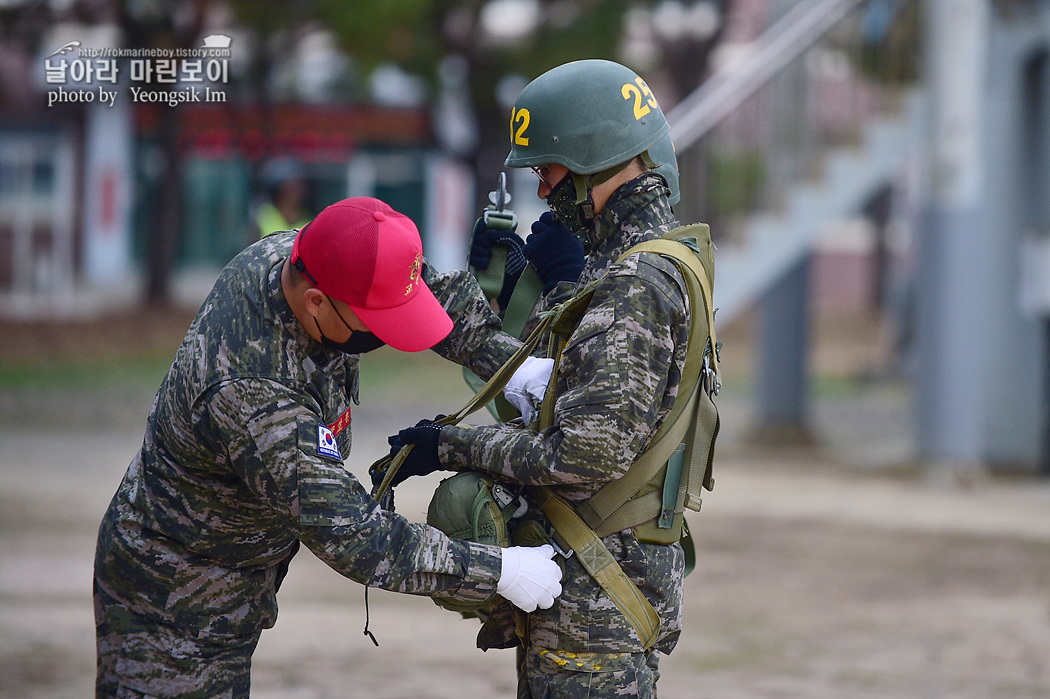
[1023,50,1050,475]
[752,0,814,446]
[1043,321,1050,476]
[755,254,813,444]
[913,0,990,464]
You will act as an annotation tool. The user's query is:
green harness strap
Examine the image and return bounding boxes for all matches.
[502,264,545,339]
[573,235,719,538]
[534,227,720,650]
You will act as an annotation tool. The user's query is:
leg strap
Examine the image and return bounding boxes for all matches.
[537,488,662,651]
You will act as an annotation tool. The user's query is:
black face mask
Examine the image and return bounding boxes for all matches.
[315,299,386,355]
[546,174,595,251]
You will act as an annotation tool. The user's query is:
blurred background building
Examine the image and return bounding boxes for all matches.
[0,0,1048,474]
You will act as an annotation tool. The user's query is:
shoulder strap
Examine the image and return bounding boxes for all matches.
[574,235,718,531]
[501,264,544,339]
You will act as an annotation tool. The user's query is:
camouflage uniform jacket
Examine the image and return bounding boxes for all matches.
[441,173,691,654]
[94,231,518,639]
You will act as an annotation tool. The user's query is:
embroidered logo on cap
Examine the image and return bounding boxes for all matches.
[405,252,422,296]
[317,425,341,460]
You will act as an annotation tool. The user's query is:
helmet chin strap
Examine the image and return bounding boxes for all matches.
[571,161,633,250]
[566,172,598,251]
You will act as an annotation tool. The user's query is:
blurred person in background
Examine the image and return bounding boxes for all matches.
[254,159,313,238]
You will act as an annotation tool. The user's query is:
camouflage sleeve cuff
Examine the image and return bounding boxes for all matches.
[438,423,484,471]
[438,423,542,483]
[454,541,503,601]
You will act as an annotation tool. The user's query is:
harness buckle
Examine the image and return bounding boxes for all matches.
[550,536,574,560]
[702,354,721,396]
[492,482,529,519]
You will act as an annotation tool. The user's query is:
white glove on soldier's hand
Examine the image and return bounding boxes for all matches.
[504,356,554,424]
[497,544,563,613]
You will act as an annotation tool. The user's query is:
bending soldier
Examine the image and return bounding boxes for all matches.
[93,197,563,698]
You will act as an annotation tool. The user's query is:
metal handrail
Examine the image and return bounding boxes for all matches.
[663,0,923,322]
[667,0,867,150]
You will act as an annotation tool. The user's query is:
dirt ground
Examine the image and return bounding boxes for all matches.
[2,308,1050,698]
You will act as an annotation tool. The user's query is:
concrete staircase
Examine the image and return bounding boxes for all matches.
[713,92,924,323]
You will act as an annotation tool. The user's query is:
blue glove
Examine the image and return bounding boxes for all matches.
[469,217,527,311]
[523,212,585,294]
[376,418,446,488]
[469,217,527,277]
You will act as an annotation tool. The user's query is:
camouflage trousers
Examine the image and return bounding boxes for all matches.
[94,582,260,698]
[517,646,660,698]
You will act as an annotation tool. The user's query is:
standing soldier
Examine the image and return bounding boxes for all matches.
[386,60,720,698]
[93,197,563,698]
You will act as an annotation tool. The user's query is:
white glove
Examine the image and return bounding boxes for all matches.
[497,544,563,612]
[504,356,554,424]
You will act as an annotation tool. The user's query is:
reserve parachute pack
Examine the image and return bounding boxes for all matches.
[425,472,517,615]
[370,223,721,648]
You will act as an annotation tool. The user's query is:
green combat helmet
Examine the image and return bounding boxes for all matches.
[504,59,676,203]
[648,131,681,206]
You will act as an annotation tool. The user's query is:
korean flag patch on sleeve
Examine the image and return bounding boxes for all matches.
[317,424,342,460]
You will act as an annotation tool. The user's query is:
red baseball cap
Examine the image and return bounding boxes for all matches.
[290,197,453,352]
